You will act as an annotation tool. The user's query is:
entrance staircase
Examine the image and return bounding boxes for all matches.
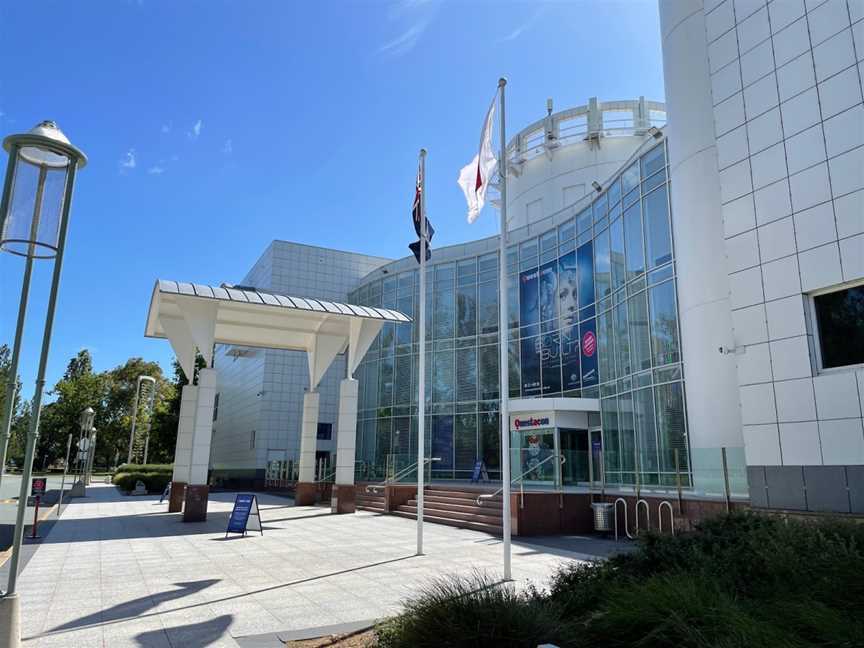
[392,486,503,535]
[355,487,386,513]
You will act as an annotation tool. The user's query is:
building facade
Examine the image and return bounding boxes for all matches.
[662,0,864,512]
[210,0,864,515]
[209,242,390,484]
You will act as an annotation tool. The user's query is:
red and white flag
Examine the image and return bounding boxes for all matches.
[458,91,499,223]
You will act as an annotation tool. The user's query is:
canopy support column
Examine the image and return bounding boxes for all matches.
[295,389,320,505]
[169,384,197,512]
[331,377,359,513]
[184,367,217,521]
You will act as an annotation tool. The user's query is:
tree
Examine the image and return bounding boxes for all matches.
[0,344,24,468]
[35,351,107,468]
[147,355,205,463]
[98,357,173,467]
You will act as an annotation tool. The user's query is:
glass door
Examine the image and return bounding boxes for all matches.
[559,429,589,485]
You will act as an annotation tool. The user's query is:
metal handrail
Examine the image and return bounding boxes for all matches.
[476,454,566,507]
[365,457,440,493]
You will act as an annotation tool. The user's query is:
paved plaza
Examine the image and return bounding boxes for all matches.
[1,484,616,647]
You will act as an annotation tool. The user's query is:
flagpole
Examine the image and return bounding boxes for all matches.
[496,77,512,581]
[417,147,427,556]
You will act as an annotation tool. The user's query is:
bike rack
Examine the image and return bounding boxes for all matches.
[635,498,650,535]
[613,497,633,541]
[658,500,675,536]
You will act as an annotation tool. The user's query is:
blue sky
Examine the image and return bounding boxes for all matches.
[0,0,664,395]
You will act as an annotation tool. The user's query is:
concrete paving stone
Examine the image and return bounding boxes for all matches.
[11,484,609,647]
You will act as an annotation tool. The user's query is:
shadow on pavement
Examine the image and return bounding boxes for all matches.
[137,614,233,648]
[51,579,221,631]
[40,554,417,639]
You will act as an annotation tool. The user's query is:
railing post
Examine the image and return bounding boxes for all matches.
[721,447,731,513]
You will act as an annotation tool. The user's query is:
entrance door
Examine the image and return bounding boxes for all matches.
[514,428,556,485]
[559,429,589,485]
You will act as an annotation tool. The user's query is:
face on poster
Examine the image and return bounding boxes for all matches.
[539,261,558,329]
[558,251,578,325]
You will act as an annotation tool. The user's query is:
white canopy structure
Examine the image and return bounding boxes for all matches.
[145,279,409,385]
[144,279,411,518]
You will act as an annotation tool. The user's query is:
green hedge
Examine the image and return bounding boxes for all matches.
[113,471,172,494]
[114,463,172,475]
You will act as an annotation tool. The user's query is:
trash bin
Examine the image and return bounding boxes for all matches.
[592,502,614,532]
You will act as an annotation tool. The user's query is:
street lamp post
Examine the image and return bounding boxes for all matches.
[0,121,86,648]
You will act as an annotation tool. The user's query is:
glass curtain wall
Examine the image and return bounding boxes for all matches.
[351,141,688,486]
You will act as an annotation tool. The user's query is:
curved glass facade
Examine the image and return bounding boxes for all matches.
[349,141,689,487]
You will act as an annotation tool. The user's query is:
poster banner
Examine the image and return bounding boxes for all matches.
[580,318,598,387]
[558,250,578,326]
[519,268,540,338]
[539,261,558,333]
[541,331,561,394]
[520,335,541,396]
[577,242,595,310]
[561,323,581,391]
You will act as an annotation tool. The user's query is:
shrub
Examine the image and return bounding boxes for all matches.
[375,571,576,648]
[545,512,864,648]
[374,513,864,648]
[114,463,172,475]
[113,470,172,494]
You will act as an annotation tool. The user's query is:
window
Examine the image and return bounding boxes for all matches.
[644,185,672,268]
[649,280,680,366]
[814,285,864,369]
[250,430,256,449]
[213,393,219,422]
[317,423,332,440]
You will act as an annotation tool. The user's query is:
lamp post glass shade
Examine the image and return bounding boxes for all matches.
[0,120,87,258]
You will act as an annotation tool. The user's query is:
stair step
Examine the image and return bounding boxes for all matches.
[356,502,386,511]
[397,504,503,526]
[423,489,496,501]
[407,498,501,515]
[421,494,500,509]
[392,510,502,535]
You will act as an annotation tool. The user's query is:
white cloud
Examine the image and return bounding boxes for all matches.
[147,165,165,175]
[379,24,426,57]
[498,7,545,43]
[161,121,172,133]
[222,139,233,154]
[379,0,439,58]
[119,149,136,171]
[187,119,203,140]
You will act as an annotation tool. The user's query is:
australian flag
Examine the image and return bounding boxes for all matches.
[409,160,434,263]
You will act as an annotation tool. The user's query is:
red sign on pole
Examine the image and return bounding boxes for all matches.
[30,477,46,540]
[31,477,46,496]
